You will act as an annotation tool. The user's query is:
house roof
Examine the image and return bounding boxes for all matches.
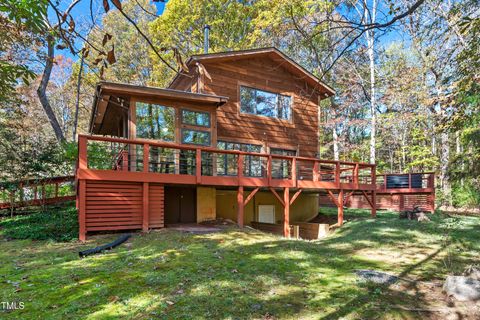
[169,47,335,97]
[89,81,228,134]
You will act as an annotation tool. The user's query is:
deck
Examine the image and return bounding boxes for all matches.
[76,134,378,240]
[319,172,435,212]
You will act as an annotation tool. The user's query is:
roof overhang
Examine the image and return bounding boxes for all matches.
[89,81,229,134]
[169,47,336,97]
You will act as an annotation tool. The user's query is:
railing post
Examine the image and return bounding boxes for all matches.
[121,150,129,171]
[354,164,359,185]
[267,155,272,186]
[291,158,297,186]
[143,143,149,173]
[78,136,87,170]
[313,161,319,182]
[196,149,202,184]
[237,154,244,180]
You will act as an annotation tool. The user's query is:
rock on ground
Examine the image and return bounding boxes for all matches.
[355,269,399,285]
[443,276,480,301]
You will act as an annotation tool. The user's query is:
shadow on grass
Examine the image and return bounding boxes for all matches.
[1,211,479,319]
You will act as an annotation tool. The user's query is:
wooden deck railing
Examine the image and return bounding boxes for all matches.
[0,176,75,210]
[77,134,376,190]
[375,172,435,192]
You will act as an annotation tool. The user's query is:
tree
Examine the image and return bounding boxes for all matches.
[86,0,157,85]
[0,1,44,103]
[149,0,259,86]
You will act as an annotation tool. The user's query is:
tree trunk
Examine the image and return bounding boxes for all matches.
[440,131,451,205]
[366,0,377,164]
[332,124,339,161]
[73,55,85,142]
[455,131,464,186]
[37,36,65,142]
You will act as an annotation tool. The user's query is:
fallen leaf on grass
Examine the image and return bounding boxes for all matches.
[166,300,175,306]
[108,296,119,303]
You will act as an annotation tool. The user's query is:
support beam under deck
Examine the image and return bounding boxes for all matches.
[283,187,290,238]
[237,186,244,228]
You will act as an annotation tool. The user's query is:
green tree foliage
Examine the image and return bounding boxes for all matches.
[0,0,47,103]
[86,0,158,84]
[149,0,260,86]
[447,12,480,207]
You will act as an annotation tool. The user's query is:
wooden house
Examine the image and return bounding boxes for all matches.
[76,47,378,241]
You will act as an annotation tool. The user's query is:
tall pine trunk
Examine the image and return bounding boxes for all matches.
[37,36,65,142]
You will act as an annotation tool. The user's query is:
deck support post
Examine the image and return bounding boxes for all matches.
[237,186,244,228]
[338,189,344,226]
[79,179,86,242]
[78,136,87,242]
[283,187,290,238]
[142,182,149,232]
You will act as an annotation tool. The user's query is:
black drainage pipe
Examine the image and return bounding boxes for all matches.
[79,234,131,258]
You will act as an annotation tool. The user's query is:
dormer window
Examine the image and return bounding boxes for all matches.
[240,86,291,120]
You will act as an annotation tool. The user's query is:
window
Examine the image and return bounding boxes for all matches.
[271,148,296,179]
[182,109,210,127]
[182,129,211,146]
[240,86,292,120]
[136,102,175,141]
[217,141,263,177]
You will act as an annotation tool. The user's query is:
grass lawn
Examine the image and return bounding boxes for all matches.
[1,207,479,319]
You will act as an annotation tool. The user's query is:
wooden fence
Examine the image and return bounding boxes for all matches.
[0,176,75,211]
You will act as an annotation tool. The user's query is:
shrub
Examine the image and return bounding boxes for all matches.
[0,202,78,241]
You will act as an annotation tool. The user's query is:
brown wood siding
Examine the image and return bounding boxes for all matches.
[172,57,321,157]
[149,184,165,228]
[84,180,164,232]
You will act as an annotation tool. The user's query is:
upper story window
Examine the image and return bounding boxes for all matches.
[181,109,210,127]
[136,102,175,141]
[240,86,292,120]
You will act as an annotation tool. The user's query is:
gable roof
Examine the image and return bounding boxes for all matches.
[169,47,335,97]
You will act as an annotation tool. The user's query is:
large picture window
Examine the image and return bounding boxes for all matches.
[240,86,292,120]
[136,102,175,141]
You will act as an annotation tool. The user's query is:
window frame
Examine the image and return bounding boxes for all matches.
[134,101,176,142]
[181,128,211,146]
[217,140,263,177]
[181,108,211,128]
[270,148,297,179]
[239,85,293,121]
